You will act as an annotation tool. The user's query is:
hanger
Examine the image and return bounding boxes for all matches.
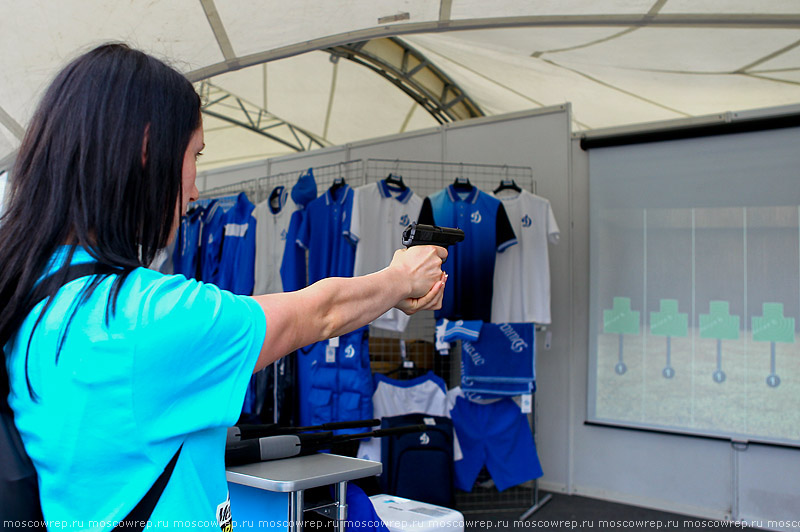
[329,177,346,191]
[494,179,521,193]
[385,358,426,380]
[328,177,347,200]
[452,176,473,191]
[383,339,430,380]
[384,173,407,191]
[268,185,284,212]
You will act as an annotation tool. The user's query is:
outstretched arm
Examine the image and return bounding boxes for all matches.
[250,245,447,372]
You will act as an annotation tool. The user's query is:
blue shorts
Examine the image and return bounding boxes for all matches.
[451,396,543,492]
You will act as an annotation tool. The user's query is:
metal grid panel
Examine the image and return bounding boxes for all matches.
[199,160,366,204]
[364,159,538,514]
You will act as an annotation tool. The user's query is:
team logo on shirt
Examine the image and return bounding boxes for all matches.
[419,433,431,445]
[344,345,356,359]
[280,228,288,241]
[521,215,532,228]
[399,214,410,226]
[470,211,482,224]
[217,494,233,532]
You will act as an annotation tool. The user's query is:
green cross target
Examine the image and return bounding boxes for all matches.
[699,301,739,384]
[603,297,639,376]
[699,301,739,340]
[603,297,640,335]
[752,303,795,344]
[650,299,688,338]
[752,303,794,389]
[650,299,687,379]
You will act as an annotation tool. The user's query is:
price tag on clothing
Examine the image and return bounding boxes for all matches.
[423,417,436,426]
[520,394,533,414]
[329,336,340,347]
[399,339,407,359]
[325,344,336,363]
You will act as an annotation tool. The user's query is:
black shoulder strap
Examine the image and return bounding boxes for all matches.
[21,262,183,530]
[114,445,183,531]
[27,262,119,309]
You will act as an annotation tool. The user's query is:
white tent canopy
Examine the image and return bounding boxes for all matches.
[1,0,799,172]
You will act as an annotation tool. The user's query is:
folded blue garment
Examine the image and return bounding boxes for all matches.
[461,322,535,385]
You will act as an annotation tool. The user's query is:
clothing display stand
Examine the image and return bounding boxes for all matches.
[364,159,549,517]
[197,157,553,516]
[519,325,552,520]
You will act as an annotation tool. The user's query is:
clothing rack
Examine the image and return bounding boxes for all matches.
[199,160,366,204]
[364,159,548,518]
[197,158,550,517]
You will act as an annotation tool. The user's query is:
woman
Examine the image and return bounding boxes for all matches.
[0,43,446,528]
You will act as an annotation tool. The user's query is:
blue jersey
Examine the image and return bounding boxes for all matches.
[217,192,256,296]
[6,246,266,528]
[297,185,356,283]
[280,209,308,291]
[279,169,318,292]
[173,205,204,279]
[418,185,516,321]
[200,199,227,284]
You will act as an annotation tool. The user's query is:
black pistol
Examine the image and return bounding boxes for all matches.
[402,222,465,252]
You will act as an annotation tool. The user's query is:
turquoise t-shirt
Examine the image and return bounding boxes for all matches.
[5,247,266,530]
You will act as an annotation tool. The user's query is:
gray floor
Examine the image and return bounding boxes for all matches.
[463,492,761,532]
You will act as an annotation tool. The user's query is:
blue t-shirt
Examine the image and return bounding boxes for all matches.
[173,205,204,279]
[280,209,308,292]
[297,185,356,284]
[217,192,257,296]
[5,247,266,529]
[200,199,227,284]
[418,185,517,321]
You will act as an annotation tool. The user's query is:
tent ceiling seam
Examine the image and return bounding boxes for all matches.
[750,67,800,74]
[199,0,237,61]
[323,61,339,139]
[186,14,800,82]
[0,106,24,140]
[263,64,268,110]
[400,103,418,133]
[415,44,548,109]
[742,72,800,87]
[532,0,667,57]
[735,38,800,73]
[539,58,691,117]
[407,41,596,131]
[532,26,640,57]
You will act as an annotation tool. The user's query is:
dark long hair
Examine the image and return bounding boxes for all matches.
[0,43,201,403]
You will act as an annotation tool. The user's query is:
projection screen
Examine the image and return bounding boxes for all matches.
[588,124,800,447]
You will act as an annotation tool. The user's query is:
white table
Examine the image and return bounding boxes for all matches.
[227,454,382,531]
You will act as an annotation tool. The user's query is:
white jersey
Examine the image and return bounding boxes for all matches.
[348,180,423,332]
[491,189,559,324]
[357,372,461,462]
[253,186,298,295]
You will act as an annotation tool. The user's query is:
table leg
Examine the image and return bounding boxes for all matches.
[334,481,348,532]
[289,490,304,532]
